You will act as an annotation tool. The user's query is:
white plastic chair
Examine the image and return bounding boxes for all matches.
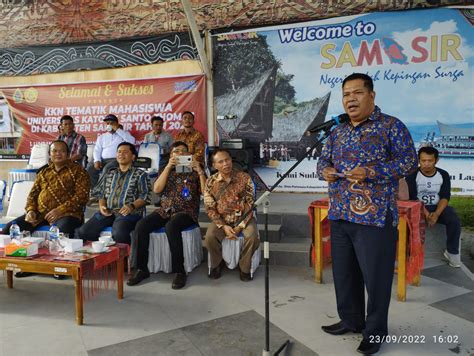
[129,224,203,273]
[83,143,95,168]
[5,180,34,219]
[28,143,49,168]
[138,142,161,179]
[8,143,49,196]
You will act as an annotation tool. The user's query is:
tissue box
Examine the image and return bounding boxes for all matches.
[0,235,11,247]
[5,242,39,257]
[63,239,83,253]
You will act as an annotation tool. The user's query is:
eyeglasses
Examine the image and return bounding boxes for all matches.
[172,148,188,153]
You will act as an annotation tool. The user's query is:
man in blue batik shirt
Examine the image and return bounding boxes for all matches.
[317,73,417,355]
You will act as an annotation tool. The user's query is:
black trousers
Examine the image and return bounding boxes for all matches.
[134,211,196,273]
[426,205,461,254]
[330,213,398,339]
[74,212,140,244]
[1,215,82,237]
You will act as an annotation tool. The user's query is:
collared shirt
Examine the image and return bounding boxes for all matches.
[57,131,87,162]
[317,106,417,227]
[174,128,205,165]
[143,131,174,154]
[93,129,136,162]
[25,160,90,222]
[204,170,254,227]
[97,166,151,216]
[155,169,201,222]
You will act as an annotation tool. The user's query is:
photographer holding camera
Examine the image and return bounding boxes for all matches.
[128,141,206,289]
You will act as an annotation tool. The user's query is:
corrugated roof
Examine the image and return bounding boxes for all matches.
[270,93,330,142]
[216,69,274,134]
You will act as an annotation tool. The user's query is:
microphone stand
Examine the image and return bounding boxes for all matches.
[234,127,334,356]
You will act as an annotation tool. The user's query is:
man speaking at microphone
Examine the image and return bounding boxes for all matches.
[317,73,417,355]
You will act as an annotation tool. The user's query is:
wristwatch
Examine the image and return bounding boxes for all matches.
[129,203,136,210]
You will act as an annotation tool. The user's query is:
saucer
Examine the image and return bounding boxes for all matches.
[93,247,110,254]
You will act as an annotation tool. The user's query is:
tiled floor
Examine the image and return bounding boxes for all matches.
[1,193,473,355]
[1,257,473,356]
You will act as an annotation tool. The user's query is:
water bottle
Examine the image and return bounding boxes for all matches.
[49,224,60,254]
[9,221,21,241]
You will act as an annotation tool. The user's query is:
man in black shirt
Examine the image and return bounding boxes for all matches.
[405,146,461,267]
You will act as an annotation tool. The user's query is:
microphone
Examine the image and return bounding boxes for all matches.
[305,114,350,136]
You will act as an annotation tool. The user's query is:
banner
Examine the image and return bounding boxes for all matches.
[0,74,207,155]
[213,8,473,194]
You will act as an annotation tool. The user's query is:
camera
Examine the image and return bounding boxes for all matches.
[176,155,192,173]
[177,155,192,166]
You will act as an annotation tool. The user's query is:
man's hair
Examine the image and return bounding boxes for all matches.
[171,141,189,151]
[342,73,374,92]
[151,116,164,124]
[182,111,195,120]
[210,148,231,163]
[418,146,439,159]
[60,115,74,124]
[50,140,70,154]
[117,142,137,156]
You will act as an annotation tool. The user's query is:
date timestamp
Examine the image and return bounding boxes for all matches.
[369,334,460,344]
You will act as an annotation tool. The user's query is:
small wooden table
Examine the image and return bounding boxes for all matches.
[0,244,129,325]
[309,199,425,302]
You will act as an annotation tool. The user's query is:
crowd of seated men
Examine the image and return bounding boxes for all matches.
[1,110,259,290]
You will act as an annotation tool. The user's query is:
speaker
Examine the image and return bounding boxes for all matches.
[228,148,253,172]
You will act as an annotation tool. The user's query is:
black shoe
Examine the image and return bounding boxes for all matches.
[53,274,66,280]
[321,321,362,335]
[357,338,381,355]
[172,273,187,289]
[14,272,34,278]
[240,271,252,282]
[127,269,150,286]
[208,260,225,279]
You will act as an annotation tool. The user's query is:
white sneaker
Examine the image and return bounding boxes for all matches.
[443,250,461,268]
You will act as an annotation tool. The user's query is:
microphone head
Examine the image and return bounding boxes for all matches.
[338,114,350,123]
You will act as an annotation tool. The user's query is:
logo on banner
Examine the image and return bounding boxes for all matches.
[174,80,197,94]
[13,88,23,103]
[24,88,39,103]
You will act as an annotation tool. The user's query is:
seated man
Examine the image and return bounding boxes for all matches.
[87,114,135,190]
[204,149,259,281]
[75,142,150,244]
[144,115,174,168]
[1,141,90,279]
[1,140,90,237]
[174,111,205,166]
[405,146,462,267]
[127,141,206,289]
[57,115,87,166]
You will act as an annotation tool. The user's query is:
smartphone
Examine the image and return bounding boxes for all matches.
[330,172,352,177]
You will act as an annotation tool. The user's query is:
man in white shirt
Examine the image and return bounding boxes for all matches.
[87,114,136,189]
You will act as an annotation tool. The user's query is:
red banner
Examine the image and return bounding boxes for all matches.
[0,75,206,154]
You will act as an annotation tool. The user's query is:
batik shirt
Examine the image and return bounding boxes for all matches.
[25,160,90,222]
[174,128,205,165]
[97,166,151,217]
[317,106,417,227]
[155,169,201,222]
[58,131,87,162]
[204,170,254,228]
